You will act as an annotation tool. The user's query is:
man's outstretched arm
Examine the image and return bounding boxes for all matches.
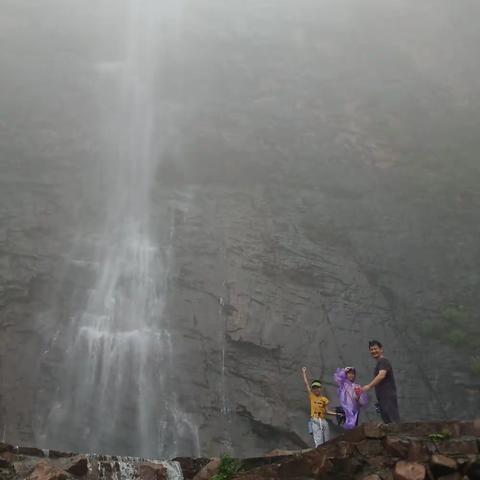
[362,369,387,392]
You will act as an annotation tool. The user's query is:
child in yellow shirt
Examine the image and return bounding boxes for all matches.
[301,366,338,446]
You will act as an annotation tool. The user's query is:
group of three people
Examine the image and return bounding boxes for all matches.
[302,340,400,447]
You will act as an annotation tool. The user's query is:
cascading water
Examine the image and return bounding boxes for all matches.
[35,0,199,458]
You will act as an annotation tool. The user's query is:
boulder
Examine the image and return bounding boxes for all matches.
[436,474,461,480]
[263,449,298,457]
[26,461,67,480]
[64,455,88,477]
[366,456,395,469]
[0,452,16,464]
[466,459,480,480]
[356,440,384,457]
[16,447,46,457]
[0,443,14,454]
[459,420,480,437]
[139,463,168,480]
[364,423,386,439]
[48,450,76,458]
[436,439,478,456]
[394,461,426,480]
[193,458,221,480]
[407,441,428,463]
[173,457,211,479]
[235,465,280,480]
[430,454,457,473]
[384,437,410,459]
[0,457,12,468]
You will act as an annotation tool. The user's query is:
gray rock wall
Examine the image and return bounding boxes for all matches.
[1,0,479,459]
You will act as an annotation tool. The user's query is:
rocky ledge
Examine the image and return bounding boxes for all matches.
[0,421,479,480]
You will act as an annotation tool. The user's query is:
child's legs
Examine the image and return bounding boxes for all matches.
[311,418,329,447]
[320,418,330,442]
[311,419,322,447]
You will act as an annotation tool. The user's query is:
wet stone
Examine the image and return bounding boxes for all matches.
[26,461,67,480]
[384,437,410,459]
[139,463,168,480]
[0,443,14,454]
[436,439,478,456]
[430,454,457,473]
[394,461,426,480]
[15,447,46,457]
[65,455,88,477]
[364,423,387,439]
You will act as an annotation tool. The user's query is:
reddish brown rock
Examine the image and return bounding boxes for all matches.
[263,449,297,457]
[366,456,395,469]
[364,423,387,439]
[26,461,67,480]
[48,450,76,458]
[193,458,221,480]
[407,441,429,463]
[341,426,367,443]
[459,420,480,437]
[0,451,16,463]
[385,422,460,439]
[431,454,457,472]
[139,462,168,480]
[385,437,410,459]
[437,474,461,480]
[394,461,426,480]
[14,460,36,478]
[466,459,480,480]
[65,455,88,477]
[335,441,354,458]
[356,440,384,457]
[173,457,210,479]
[234,465,280,480]
[379,470,394,480]
[16,447,46,457]
[436,439,478,456]
[0,443,14,454]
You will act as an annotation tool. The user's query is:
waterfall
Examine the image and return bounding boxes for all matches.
[35,0,198,458]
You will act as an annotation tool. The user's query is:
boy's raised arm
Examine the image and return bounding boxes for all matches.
[301,366,311,393]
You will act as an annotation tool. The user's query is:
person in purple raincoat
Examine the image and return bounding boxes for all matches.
[334,366,368,430]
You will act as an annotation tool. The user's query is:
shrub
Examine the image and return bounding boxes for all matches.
[471,357,480,376]
[442,306,468,325]
[446,329,467,347]
[212,455,242,480]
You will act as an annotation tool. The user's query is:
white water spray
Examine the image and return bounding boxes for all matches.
[36,0,197,457]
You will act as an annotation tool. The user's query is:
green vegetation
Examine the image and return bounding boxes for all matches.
[427,431,452,442]
[442,306,468,325]
[420,319,441,338]
[471,357,480,377]
[446,328,468,348]
[420,305,480,354]
[212,455,242,480]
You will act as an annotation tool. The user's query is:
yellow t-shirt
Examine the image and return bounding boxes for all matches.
[310,393,329,419]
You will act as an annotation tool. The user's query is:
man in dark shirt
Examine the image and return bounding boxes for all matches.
[362,340,400,423]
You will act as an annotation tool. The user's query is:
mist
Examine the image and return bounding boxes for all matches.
[1,0,479,458]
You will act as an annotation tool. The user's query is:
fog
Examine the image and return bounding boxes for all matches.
[1,0,479,458]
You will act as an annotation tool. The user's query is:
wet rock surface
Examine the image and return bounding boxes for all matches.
[1,0,480,458]
[0,421,478,480]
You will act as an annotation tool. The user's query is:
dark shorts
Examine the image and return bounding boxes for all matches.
[378,396,400,424]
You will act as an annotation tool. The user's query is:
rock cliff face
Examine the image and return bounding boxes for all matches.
[1,0,480,458]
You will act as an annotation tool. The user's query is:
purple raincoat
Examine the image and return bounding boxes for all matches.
[334,368,369,430]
